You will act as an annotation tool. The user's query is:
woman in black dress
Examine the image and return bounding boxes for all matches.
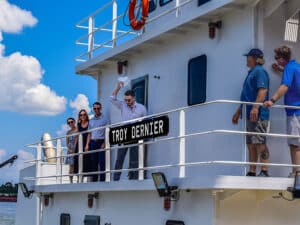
[74,109,89,178]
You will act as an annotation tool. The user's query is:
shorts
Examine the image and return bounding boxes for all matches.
[246,120,270,145]
[65,150,74,165]
[287,115,300,147]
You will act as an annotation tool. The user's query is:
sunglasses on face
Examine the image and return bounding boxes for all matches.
[93,107,101,110]
[67,121,74,125]
[274,55,281,60]
[80,114,87,117]
[124,99,132,103]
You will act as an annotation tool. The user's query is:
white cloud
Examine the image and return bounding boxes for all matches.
[69,94,91,115]
[0,149,6,161]
[0,0,67,115]
[16,149,34,170]
[0,0,37,33]
[56,124,70,137]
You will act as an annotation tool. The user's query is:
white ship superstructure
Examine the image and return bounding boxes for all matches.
[15,1,300,225]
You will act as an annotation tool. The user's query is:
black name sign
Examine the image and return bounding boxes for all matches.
[109,116,169,145]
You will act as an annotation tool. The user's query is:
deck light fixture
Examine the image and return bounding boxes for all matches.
[18,183,34,198]
[117,60,128,75]
[208,21,222,39]
[152,172,179,210]
[43,193,54,207]
[88,192,99,208]
[287,171,300,199]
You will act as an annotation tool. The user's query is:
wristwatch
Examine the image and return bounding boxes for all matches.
[270,98,276,104]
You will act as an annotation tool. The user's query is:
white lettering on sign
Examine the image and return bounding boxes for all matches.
[131,119,165,139]
[112,128,128,142]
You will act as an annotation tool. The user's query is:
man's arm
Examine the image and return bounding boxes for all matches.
[85,133,91,152]
[250,88,268,122]
[112,81,123,97]
[110,82,123,109]
[264,85,289,107]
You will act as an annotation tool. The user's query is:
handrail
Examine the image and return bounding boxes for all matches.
[24,128,300,164]
[26,99,300,146]
[75,0,198,61]
[24,160,300,181]
[24,99,300,184]
[76,0,116,26]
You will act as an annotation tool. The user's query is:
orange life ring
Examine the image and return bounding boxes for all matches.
[129,0,149,31]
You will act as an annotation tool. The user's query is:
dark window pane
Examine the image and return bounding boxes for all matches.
[198,0,211,6]
[166,220,185,225]
[149,0,157,13]
[84,215,100,225]
[188,55,207,105]
[131,75,149,107]
[60,214,70,225]
[160,0,173,6]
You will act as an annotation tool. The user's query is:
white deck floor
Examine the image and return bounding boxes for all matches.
[34,175,294,193]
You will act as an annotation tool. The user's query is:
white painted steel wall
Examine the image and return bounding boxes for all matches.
[219,190,300,225]
[15,166,38,225]
[40,190,215,225]
[97,7,254,179]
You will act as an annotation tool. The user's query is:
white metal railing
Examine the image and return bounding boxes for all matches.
[75,0,195,62]
[23,100,300,185]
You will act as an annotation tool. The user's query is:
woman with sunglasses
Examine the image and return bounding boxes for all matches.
[66,117,77,183]
[74,109,90,181]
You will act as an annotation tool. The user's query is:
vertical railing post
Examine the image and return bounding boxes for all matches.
[179,110,186,178]
[56,139,62,184]
[88,16,95,59]
[36,143,42,186]
[112,0,118,48]
[36,194,43,225]
[242,104,247,175]
[138,140,145,180]
[105,127,111,182]
[78,134,83,183]
[176,0,180,17]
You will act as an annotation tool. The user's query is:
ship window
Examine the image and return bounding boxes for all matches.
[188,54,207,106]
[149,0,157,13]
[166,220,185,225]
[84,215,100,225]
[160,0,173,7]
[198,0,211,7]
[60,214,70,225]
[131,75,149,108]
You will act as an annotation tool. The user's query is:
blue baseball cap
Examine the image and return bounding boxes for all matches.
[244,48,264,58]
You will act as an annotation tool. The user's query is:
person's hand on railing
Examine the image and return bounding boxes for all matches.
[250,107,259,122]
[232,108,241,124]
[101,143,105,149]
[264,100,274,108]
[84,145,89,152]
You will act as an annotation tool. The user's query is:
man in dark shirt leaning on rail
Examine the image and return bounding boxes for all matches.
[86,102,109,182]
[111,81,147,181]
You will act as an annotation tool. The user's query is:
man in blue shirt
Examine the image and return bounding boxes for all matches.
[232,48,270,177]
[86,102,109,182]
[264,46,300,176]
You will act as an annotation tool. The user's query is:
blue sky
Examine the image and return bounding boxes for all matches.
[0,0,122,182]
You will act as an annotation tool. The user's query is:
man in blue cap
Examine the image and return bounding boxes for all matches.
[232,48,270,177]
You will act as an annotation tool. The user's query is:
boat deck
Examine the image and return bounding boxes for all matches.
[34,175,294,193]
